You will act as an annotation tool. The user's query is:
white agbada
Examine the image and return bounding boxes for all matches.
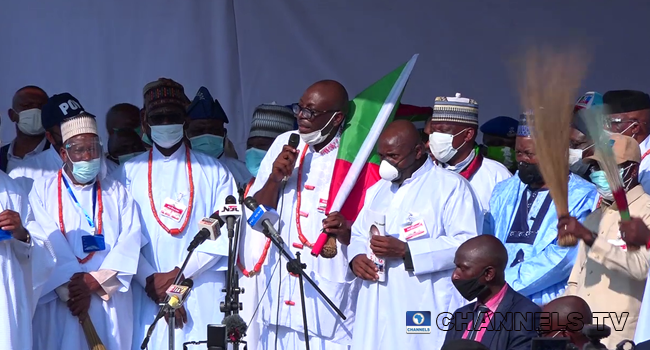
[29,169,142,350]
[113,144,237,350]
[0,171,56,350]
[439,150,511,214]
[5,137,50,173]
[637,136,650,193]
[348,158,482,350]
[104,157,119,175]
[247,131,359,350]
[9,146,62,193]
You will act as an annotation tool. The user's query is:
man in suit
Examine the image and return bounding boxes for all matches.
[443,235,540,350]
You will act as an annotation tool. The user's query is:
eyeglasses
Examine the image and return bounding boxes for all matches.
[291,103,339,120]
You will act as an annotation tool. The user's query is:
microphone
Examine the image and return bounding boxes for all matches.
[221,195,242,237]
[282,133,300,183]
[222,314,247,343]
[188,212,224,251]
[165,279,194,309]
[244,196,282,244]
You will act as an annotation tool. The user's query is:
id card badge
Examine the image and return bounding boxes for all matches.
[160,197,187,222]
[401,219,428,241]
[317,192,328,213]
[0,228,12,242]
[82,235,106,253]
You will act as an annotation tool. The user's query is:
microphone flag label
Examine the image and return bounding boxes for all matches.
[406,311,431,334]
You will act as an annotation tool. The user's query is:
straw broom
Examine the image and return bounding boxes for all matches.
[81,313,107,350]
[518,46,589,247]
[578,107,632,221]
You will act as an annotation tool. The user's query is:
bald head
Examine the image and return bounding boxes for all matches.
[543,296,592,323]
[304,80,349,113]
[458,235,508,272]
[381,120,421,149]
[106,103,141,135]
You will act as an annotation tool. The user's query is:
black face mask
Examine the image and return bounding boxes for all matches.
[517,161,544,185]
[452,269,489,301]
[569,161,592,181]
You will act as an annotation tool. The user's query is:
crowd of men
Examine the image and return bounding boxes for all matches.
[3,78,650,350]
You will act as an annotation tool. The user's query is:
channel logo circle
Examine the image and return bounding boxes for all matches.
[412,313,425,325]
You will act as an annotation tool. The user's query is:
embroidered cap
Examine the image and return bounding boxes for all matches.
[187,86,229,123]
[517,110,534,137]
[431,93,479,126]
[585,133,641,165]
[61,113,98,143]
[143,78,187,116]
[249,103,296,139]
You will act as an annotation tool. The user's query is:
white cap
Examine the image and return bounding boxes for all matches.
[61,113,98,143]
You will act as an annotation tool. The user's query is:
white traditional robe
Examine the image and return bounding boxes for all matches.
[637,136,650,193]
[104,157,119,175]
[30,170,142,350]
[113,144,237,350]
[5,137,50,173]
[9,146,62,193]
[247,131,359,350]
[348,158,482,350]
[0,171,56,350]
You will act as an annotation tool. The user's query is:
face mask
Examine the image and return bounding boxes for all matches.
[142,133,153,146]
[189,134,224,158]
[150,124,184,148]
[429,129,468,163]
[245,148,267,177]
[299,113,337,145]
[70,158,101,184]
[118,151,144,164]
[485,146,515,169]
[452,269,489,301]
[379,159,400,182]
[17,108,45,135]
[568,148,583,166]
[590,170,615,201]
[517,161,544,185]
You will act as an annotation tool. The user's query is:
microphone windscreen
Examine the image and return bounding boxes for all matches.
[244,196,259,211]
[226,195,237,204]
[222,314,247,335]
[288,133,300,149]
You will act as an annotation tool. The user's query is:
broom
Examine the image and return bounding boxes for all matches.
[578,107,631,221]
[518,46,589,247]
[81,313,108,350]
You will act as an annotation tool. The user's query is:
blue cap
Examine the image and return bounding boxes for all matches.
[480,116,518,138]
[41,93,85,130]
[187,86,229,123]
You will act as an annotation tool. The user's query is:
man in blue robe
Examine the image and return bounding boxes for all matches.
[483,111,597,305]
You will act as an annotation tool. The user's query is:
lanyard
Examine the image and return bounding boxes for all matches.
[61,174,98,233]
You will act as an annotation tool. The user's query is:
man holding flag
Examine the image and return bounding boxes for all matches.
[248,55,418,350]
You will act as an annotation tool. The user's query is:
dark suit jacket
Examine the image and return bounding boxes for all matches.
[637,339,650,350]
[443,285,541,350]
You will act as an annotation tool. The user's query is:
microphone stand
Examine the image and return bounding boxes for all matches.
[141,239,201,350]
[262,227,346,350]
[221,220,244,350]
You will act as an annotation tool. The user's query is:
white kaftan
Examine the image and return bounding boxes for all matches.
[348,158,482,350]
[113,144,237,350]
[9,146,62,193]
[247,131,359,350]
[0,171,56,350]
[5,137,50,173]
[30,171,142,350]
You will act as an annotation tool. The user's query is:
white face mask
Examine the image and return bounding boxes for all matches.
[428,129,468,163]
[299,113,337,145]
[379,159,400,182]
[568,148,583,166]
[17,108,45,135]
[150,124,184,149]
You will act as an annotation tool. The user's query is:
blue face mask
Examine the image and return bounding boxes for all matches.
[150,124,184,149]
[589,168,626,201]
[71,158,101,184]
[245,148,267,177]
[142,133,153,146]
[190,134,224,158]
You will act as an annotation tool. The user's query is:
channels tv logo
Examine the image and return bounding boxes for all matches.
[406,311,431,334]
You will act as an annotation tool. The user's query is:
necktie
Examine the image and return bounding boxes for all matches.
[467,305,490,340]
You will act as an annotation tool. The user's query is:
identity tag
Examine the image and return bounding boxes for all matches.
[401,219,428,241]
[317,193,328,213]
[82,235,106,253]
[161,197,187,222]
[0,229,12,242]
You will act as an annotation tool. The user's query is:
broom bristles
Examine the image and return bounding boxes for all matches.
[518,46,589,247]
